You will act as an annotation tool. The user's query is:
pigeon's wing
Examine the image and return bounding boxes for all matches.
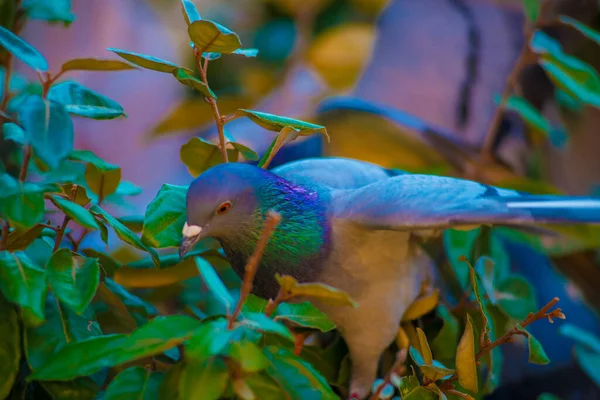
[271,157,405,190]
[334,174,600,230]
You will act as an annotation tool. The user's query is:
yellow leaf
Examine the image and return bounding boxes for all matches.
[402,289,440,321]
[456,314,478,393]
[396,326,410,350]
[275,274,357,307]
[416,327,433,365]
[113,258,198,288]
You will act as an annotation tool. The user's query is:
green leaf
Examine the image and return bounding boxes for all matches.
[419,365,455,382]
[104,367,164,400]
[416,327,433,365]
[0,25,48,70]
[61,58,136,72]
[50,195,98,229]
[403,387,439,400]
[203,48,259,60]
[466,257,492,340]
[29,315,201,381]
[180,0,201,25]
[559,324,600,353]
[5,223,45,251]
[444,228,480,289]
[274,302,336,332]
[107,48,193,74]
[85,161,121,199]
[3,122,25,145]
[188,20,242,53]
[0,294,20,400]
[559,16,600,47]
[431,304,460,363]
[186,318,233,360]
[179,356,229,400]
[22,0,75,26]
[25,297,102,372]
[526,330,550,365]
[141,184,187,248]
[0,250,47,326]
[537,394,562,400]
[456,314,478,393]
[242,312,294,341]
[48,81,125,120]
[474,256,497,304]
[180,137,237,177]
[0,174,45,230]
[224,130,259,161]
[574,344,600,386]
[263,346,338,400]
[396,374,420,396]
[496,275,537,320]
[258,126,301,168]
[172,67,216,98]
[18,95,74,169]
[46,250,100,314]
[228,340,270,372]
[195,256,233,311]
[522,0,539,22]
[235,109,329,139]
[90,205,160,267]
[245,373,287,400]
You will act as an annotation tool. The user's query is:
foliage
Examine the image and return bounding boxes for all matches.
[0,0,596,399]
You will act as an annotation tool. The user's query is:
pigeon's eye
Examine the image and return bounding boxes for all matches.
[216,202,231,215]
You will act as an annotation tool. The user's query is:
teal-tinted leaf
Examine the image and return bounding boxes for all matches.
[559,324,600,352]
[195,256,233,311]
[409,345,425,366]
[141,184,187,248]
[0,250,47,326]
[443,228,479,289]
[180,0,201,25]
[475,256,497,304]
[179,356,229,400]
[115,181,142,197]
[180,137,237,177]
[25,297,102,372]
[48,81,125,120]
[29,315,200,381]
[274,302,336,332]
[235,109,329,139]
[186,318,233,360]
[431,304,460,362]
[559,16,600,47]
[50,195,98,229]
[232,48,259,57]
[46,250,100,314]
[522,0,539,22]
[90,205,160,267]
[0,294,20,399]
[18,95,74,169]
[0,174,45,230]
[224,131,259,161]
[104,367,164,400]
[242,312,294,341]
[537,394,562,400]
[263,346,338,400]
[188,20,242,53]
[526,330,550,365]
[0,25,48,70]
[504,96,563,146]
[228,340,269,372]
[496,275,537,320]
[574,344,600,386]
[22,0,75,26]
[61,58,136,72]
[2,122,25,145]
[172,68,216,98]
[107,48,192,74]
[103,278,158,319]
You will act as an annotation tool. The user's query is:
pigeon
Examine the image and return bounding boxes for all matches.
[179,157,600,399]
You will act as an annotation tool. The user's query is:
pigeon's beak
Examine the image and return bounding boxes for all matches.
[179,222,204,260]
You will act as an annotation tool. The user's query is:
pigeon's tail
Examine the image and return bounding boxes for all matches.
[504,196,600,224]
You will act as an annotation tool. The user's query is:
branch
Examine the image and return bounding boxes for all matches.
[0,54,13,113]
[195,50,228,163]
[227,211,282,328]
[475,297,564,359]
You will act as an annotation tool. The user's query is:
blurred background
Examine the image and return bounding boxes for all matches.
[14,0,600,398]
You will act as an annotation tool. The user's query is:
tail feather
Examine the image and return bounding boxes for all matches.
[504,196,600,224]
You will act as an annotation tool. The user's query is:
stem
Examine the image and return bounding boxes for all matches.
[368,349,408,400]
[53,216,70,252]
[19,144,31,181]
[227,211,282,329]
[0,220,9,250]
[195,51,228,163]
[0,54,13,113]
[265,290,287,317]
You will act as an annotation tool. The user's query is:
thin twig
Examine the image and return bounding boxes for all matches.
[53,216,70,252]
[19,144,31,181]
[227,211,282,329]
[265,290,287,317]
[368,349,408,400]
[476,297,563,359]
[0,54,13,113]
[195,50,228,163]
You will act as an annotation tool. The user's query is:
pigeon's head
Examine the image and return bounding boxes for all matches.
[179,163,271,258]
